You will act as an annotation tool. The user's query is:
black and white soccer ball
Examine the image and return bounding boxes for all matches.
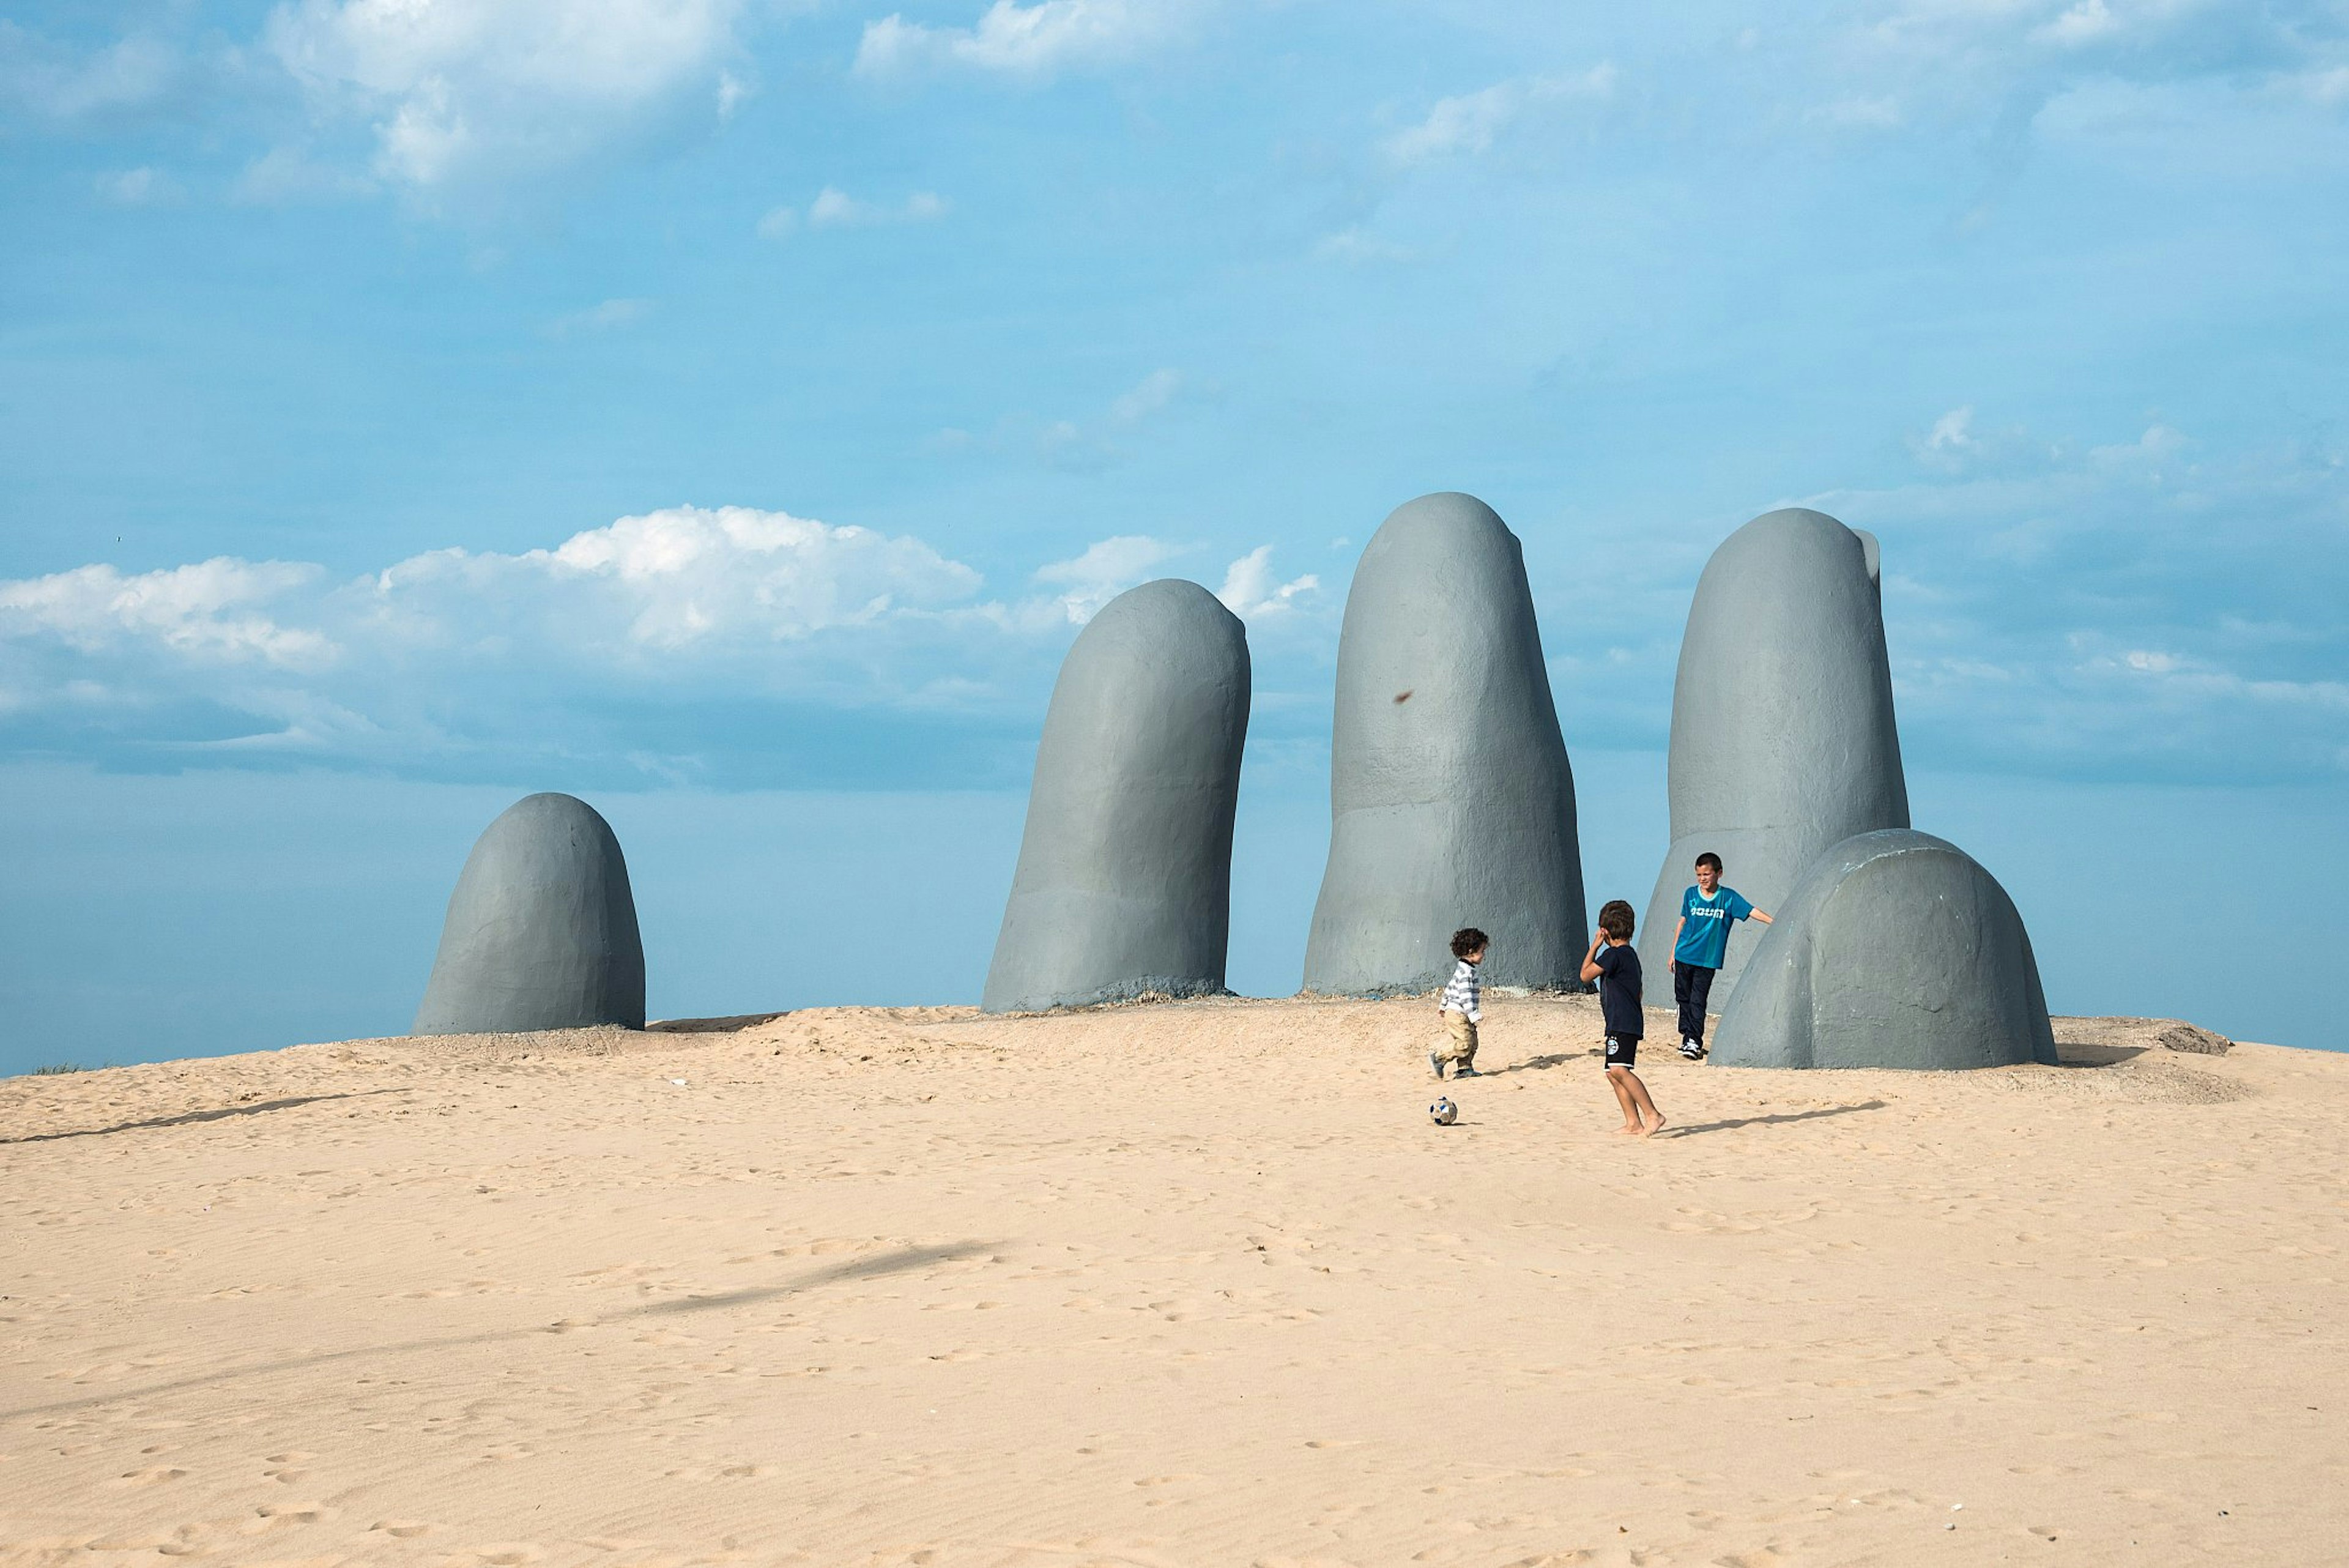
[1429,1096,1458,1126]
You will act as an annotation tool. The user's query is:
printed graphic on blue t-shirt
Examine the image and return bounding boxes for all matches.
[1673,885,1754,969]
[1593,943,1643,1039]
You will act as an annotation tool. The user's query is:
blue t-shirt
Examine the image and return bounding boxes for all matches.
[1593,943,1642,1039]
[1674,885,1754,969]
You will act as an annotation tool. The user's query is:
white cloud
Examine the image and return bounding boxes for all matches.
[357,505,982,655]
[0,508,990,762]
[1906,404,2061,475]
[1383,65,1616,166]
[0,559,333,668]
[761,187,949,237]
[263,0,751,190]
[1032,535,1182,622]
[0,510,1282,775]
[853,0,1195,83]
[1215,546,1318,620]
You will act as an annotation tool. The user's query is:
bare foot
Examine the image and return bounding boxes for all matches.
[1614,1124,1643,1136]
[1638,1116,1668,1138]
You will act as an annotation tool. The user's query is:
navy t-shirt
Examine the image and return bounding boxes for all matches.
[1593,943,1643,1039]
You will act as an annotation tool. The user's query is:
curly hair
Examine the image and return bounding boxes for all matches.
[1449,927,1489,960]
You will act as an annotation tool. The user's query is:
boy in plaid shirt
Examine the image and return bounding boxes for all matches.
[1428,927,1487,1080]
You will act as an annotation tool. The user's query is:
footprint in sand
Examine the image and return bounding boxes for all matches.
[116,1466,187,1485]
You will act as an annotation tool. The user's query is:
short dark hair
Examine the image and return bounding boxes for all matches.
[1694,851,1723,873]
[1450,927,1488,960]
[1598,900,1635,940]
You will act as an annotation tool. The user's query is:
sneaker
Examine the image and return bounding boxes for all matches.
[1428,1052,1447,1079]
[1452,1065,1480,1079]
[1679,1039,1704,1060]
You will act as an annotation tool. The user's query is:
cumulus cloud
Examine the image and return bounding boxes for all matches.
[0,508,1298,780]
[1,559,333,669]
[1,507,982,767]
[853,0,1196,83]
[263,0,751,191]
[353,505,984,658]
[1383,65,1617,166]
[1031,535,1183,622]
[1215,546,1318,620]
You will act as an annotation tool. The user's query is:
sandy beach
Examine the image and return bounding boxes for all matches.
[4,995,2344,1566]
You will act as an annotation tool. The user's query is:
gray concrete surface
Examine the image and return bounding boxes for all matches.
[982,579,1251,1013]
[1712,828,2057,1069]
[413,792,647,1035]
[1304,492,1587,996]
[1641,508,1909,1001]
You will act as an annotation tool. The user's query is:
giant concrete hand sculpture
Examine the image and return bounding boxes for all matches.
[1304,492,1587,995]
[1640,508,1909,1001]
[413,792,647,1035]
[1712,829,2057,1069]
[982,578,1251,1013]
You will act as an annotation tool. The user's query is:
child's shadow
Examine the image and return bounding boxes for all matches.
[1659,1099,1889,1137]
[1486,1052,1587,1075]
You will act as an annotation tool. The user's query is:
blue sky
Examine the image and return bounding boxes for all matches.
[3,0,2346,1072]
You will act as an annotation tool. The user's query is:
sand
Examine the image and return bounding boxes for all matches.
[3,995,2344,1566]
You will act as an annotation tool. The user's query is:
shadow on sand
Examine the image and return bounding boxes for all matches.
[0,1089,409,1146]
[1661,1099,1890,1137]
[0,1241,1001,1422]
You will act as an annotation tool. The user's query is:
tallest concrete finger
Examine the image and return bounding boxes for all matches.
[1304,492,1587,995]
[1639,507,1910,1001]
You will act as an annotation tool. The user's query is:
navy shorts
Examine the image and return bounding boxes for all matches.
[1605,1035,1639,1068]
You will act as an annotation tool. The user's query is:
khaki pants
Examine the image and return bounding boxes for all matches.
[1438,1011,1478,1067]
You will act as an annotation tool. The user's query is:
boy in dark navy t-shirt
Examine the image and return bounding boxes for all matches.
[1582,899,1665,1137]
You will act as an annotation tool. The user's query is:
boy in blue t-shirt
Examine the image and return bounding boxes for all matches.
[1668,851,1773,1060]
[1582,899,1664,1137]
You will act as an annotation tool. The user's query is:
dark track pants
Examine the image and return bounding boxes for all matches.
[1674,962,1718,1046]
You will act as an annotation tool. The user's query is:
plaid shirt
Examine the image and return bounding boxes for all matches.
[1440,959,1482,1023]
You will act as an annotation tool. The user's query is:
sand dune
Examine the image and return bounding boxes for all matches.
[3,996,2343,1565]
